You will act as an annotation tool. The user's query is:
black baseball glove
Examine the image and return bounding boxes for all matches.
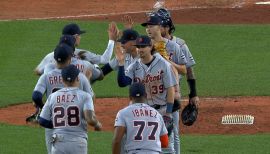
[162,115,173,136]
[181,102,198,126]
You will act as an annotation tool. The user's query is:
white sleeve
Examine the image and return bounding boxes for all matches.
[40,96,52,121]
[181,44,196,68]
[76,40,114,64]
[125,63,135,81]
[114,110,126,127]
[34,74,47,94]
[35,52,55,74]
[109,57,119,70]
[100,40,115,64]
[79,73,94,97]
[83,93,94,111]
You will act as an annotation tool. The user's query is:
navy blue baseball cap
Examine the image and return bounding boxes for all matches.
[59,35,76,51]
[134,35,152,47]
[141,15,162,27]
[61,64,80,82]
[62,23,86,35]
[129,83,146,98]
[117,29,139,44]
[54,43,73,63]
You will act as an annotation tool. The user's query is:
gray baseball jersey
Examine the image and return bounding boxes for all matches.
[164,38,187,65]
[37,40,114,74]
[172,36,195,68]
[125,56,177,106]
[35,68,93,154]
[40,87,94,154]
[74,40,114,64]
[109,53,139,71]
[34,68,94,98]
[40,87,94,139]
[44,57,102,81]
[114,103,167,153]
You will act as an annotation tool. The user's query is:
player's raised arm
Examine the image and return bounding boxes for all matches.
[116,43,132,87]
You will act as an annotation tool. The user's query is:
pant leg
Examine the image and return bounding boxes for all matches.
[157,106,175,154]
[51,142,65,154]
[172,111,180,154]
[45,129,53,154]
[51,136,87,154]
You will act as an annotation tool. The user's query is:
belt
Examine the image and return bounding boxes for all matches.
[126,149,160,153]
[151,104,166,110]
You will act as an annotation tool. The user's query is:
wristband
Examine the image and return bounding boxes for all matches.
[187,79,197,98]
[166,103,173,113]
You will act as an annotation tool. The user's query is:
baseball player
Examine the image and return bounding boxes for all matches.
[117,35,177,154]
[112,82,169,154]
[44,35,103,82]
[30,44,94,154]
[101,29,140,76]
[39,64,102,154]
[151,8,199,154]
[35,22,118,75]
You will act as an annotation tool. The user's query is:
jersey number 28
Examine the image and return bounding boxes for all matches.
[53,106,80,127]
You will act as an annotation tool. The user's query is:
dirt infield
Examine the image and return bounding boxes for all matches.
[0,97,269,134]
[1,0,270,24]
[0,0,269,134]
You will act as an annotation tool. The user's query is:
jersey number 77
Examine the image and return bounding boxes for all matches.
[133,120,158,141]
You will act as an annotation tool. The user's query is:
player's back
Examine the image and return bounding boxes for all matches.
[41,68,64,97]
[41,68,93,97]
[119,103,166,153]
[49,87,93,139]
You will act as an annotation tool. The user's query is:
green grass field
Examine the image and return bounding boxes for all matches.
[0,20,269,154]
[0,123,269,154]
[0,21,270,106]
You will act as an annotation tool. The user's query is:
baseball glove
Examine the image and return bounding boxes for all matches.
[154,41,169,60]
[162,115,173,136]
[181,102,198,126]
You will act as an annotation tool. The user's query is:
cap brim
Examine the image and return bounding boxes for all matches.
[117,37,125,44]
[79,30,86,34]
[141,22,158,27]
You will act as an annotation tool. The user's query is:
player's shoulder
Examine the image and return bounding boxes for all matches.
[154,55,170,65]
[45,52,54,58]
[117,105,132,116]
[74,48,97,56]
[128,59,140,69]
[165,38,178,47]
[172,36,186,46]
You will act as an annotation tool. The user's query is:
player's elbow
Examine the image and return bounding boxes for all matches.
[32,91,43,108]
[34,69,42,76]
[38,117,53,129]
[160,134,169,148]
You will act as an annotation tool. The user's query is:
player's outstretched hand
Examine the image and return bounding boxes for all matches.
[108,22,118,41]
[122,15,134,29]
[114,42,125,66]
[94,121,102,131]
